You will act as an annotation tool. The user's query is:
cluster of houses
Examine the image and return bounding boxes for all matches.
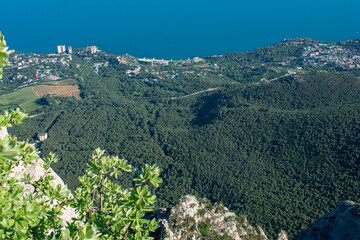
[4,47,214,86]
[302,44,360,68]
[3,52,72,84]
[9,52,72,70]
[133,68,207,82]
[126,66,141,75]
[93,62,108,74]
[132,62,222,83]
[121,55,210,81]
[35,68,61,81]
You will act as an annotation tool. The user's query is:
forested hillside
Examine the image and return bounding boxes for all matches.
[8,39,360,238]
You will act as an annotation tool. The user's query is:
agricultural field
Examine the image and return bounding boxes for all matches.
[33,85,81,100]
[0,87,42,112]
[33,78,81,100]
[0,79,81,112]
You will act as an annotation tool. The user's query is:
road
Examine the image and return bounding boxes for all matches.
[170,87,220,100]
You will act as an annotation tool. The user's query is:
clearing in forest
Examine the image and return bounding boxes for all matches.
[0,79,82,112]
[0,87,41,112]
[33,80,81,100]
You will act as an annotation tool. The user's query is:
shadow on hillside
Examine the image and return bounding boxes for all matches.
[191,93,222,127]
[34,97,49,106]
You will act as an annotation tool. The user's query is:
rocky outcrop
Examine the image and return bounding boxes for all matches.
[0,126,7,139]
[8,157,77,223]
[277,230,288,240]
[293,201,360,240]
[1,127,77,224]
[157,195,268,240]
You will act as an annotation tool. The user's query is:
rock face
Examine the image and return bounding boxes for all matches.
[277,230,288,240]
[0,126,7,139]
[158,195,268,240]
[8,157,77,223]
[293,201,360,240]
[1,127,77,224]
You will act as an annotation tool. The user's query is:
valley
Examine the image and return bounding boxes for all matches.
[3,38,360,238]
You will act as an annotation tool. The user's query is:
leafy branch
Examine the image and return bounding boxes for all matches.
[0,32,14,80]
[74,148,162,240]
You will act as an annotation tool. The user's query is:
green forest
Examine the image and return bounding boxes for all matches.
[7,39,360,238]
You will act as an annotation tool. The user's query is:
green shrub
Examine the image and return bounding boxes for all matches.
[0,108,163,239]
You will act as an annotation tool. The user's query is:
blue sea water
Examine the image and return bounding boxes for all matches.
[2,0,360,59]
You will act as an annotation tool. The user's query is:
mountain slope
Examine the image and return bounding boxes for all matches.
[9,43,360,238]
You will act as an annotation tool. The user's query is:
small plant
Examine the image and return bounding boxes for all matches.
[197,209,206,217]
[0,32,14,80]
[73,149,162,239]
[198,222,210,236]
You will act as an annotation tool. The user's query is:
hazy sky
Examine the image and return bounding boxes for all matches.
[2,0,360,58]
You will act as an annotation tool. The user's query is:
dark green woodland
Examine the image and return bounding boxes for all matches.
[6,38,360,238]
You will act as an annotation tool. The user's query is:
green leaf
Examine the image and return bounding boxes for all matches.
[141,185,149,196]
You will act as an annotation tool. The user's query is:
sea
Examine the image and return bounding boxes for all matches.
[2,0,359,60]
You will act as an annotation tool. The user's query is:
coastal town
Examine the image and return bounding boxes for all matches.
[302,43,360,68]
[3,52,72,83]
[1,39,359,94]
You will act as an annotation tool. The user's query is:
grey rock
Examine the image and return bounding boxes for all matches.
[276,230,288,240]
[159,195,267,240]
[0,126,7,139]
[293,201,360,240]
[2,127,78,224]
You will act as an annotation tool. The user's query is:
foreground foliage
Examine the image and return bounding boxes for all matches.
[0,32,14,80]
[0,109,162,239]
[0,33,162,240]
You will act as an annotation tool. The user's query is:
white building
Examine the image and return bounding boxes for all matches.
[138,57,170,65]
[57,45,66,54]
[68,46,72,54]
[87,46,98,54]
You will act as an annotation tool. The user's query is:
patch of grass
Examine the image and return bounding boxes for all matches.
[53,78,78,86]
[41,78,78,86]
[198,209,206,217]
[194,63,210,68]
[199,222,210,236]
[0,87,42,113]
[269,67,282,73]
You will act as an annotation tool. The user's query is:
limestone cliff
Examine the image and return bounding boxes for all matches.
[156,195,269,240]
